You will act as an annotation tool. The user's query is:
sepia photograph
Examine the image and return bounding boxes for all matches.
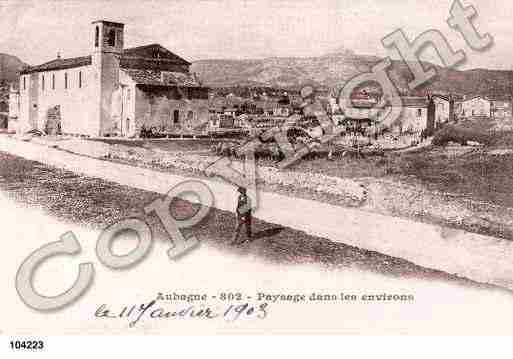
[2,0,513,348]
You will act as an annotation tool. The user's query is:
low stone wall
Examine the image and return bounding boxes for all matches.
[105,144,367,205]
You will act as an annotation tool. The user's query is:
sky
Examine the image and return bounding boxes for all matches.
[0,0,512,70]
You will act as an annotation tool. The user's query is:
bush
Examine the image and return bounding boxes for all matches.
[432,124,491,146]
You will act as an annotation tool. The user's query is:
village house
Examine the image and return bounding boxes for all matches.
[8,83,19,132]
[335,92,455,136]
[396,97,428,134]
[430,94,453,128]
[458,96,491,119]
[273,103,292,117]
[490,97,512,119]
[14,20,209,137]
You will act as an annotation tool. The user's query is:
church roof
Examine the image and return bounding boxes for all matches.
[20,56,92,74]
[20,44,190,74]
[122,68,201,87]
[122,44,190,65]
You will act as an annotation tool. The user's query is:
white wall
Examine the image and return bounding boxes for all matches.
[433,98,450,125]
[400,107,426,132]
[461,97,491,117]
[18,66,98,136]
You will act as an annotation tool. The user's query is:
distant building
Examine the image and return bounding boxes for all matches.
[223,107,238,117]
[424,94,456,135]
[490,97,512,119]
[397,97,428,133]
[459,96,491,119]
[342,98,380,123]
[16,20,209,137]
[273,103,292,117]
[430,95,452,127]
[8,83,19,132]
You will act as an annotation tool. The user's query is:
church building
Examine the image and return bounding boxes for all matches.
[15,20,209,137]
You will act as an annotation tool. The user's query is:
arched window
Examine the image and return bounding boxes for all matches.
[64,72,68,89]
[41,75,45,91]
[95,26,99,47]
[187,110,194,121]
[52,74,55,89]
[108,29,116,47]
[78,71,82,88]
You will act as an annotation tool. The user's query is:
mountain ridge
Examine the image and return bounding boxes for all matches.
[0,51,511,98]
[0,53,27,84]
[191,52,513,98]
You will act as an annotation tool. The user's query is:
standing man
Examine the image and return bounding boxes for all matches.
[231,186,252,244]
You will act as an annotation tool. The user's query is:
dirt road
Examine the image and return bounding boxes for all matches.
[1,136,513,290]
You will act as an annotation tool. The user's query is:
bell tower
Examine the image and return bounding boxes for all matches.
[91,20,124,136]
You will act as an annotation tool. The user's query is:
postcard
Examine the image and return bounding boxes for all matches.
[1,0,513,343]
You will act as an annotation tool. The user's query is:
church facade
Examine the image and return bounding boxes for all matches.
[15,20,209,137]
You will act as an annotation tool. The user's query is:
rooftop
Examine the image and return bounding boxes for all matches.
[20,44,190,74]
[123,68,201,87]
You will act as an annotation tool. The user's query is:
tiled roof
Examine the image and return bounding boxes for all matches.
[122,44,190,65]
[122,68,201,87]
[20,56,92,74]
[21,44,190,74]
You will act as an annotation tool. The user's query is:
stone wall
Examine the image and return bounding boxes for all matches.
[133,86,209,135]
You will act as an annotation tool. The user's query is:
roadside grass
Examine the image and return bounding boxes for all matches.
[391,148,513,208]
[0,150,483,286]
[389,118,513,208]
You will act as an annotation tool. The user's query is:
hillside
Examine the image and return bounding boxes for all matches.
[192,50,513,97]
[0,50,511,99]
[0,53,27,84]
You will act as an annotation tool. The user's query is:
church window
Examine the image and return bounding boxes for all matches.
[79,71,82,88]
[23,76,26,90]
[95,26,99,47]
[52,74,55,89]
[64,72,68,89]
[42,75,45,91]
